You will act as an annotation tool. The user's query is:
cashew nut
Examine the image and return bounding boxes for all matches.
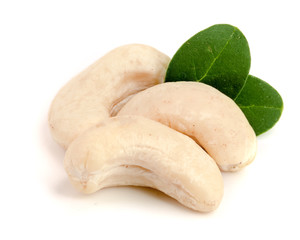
[48,44,170,149]
[64,115,224,212]
[118,82,257,171]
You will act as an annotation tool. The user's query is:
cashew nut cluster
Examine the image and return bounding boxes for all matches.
[49,44,170,149]
[118,82,257,171]
[49,43,257,212]
[65,115,224,212]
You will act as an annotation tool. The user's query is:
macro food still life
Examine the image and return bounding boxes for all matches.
[48,24,283,213]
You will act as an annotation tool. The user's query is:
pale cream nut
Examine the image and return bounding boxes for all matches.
[64,115,224,212]
[48,44,170,149]
[118,82,257,171]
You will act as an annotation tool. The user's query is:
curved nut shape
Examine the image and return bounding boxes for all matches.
[48,44,170,149]
[64,116,224,212]
[118,82,257,171]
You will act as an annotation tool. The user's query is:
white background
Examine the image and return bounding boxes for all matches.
[1,0,299,239]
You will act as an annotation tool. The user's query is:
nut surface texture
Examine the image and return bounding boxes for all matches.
[48,44,170,148]
[64,115,224,212]
[118,82,257,171]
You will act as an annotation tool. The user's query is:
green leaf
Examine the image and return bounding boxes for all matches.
[234,75,283,135]
[165,24,284,135]
[165,24,251,99]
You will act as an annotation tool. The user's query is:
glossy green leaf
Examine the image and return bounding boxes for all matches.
[234,75,283,135]
[165,24,284,135]
[165,24,251,99]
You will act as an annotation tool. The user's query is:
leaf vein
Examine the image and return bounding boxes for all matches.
[238,105,282,110]
[198,27,237,81]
